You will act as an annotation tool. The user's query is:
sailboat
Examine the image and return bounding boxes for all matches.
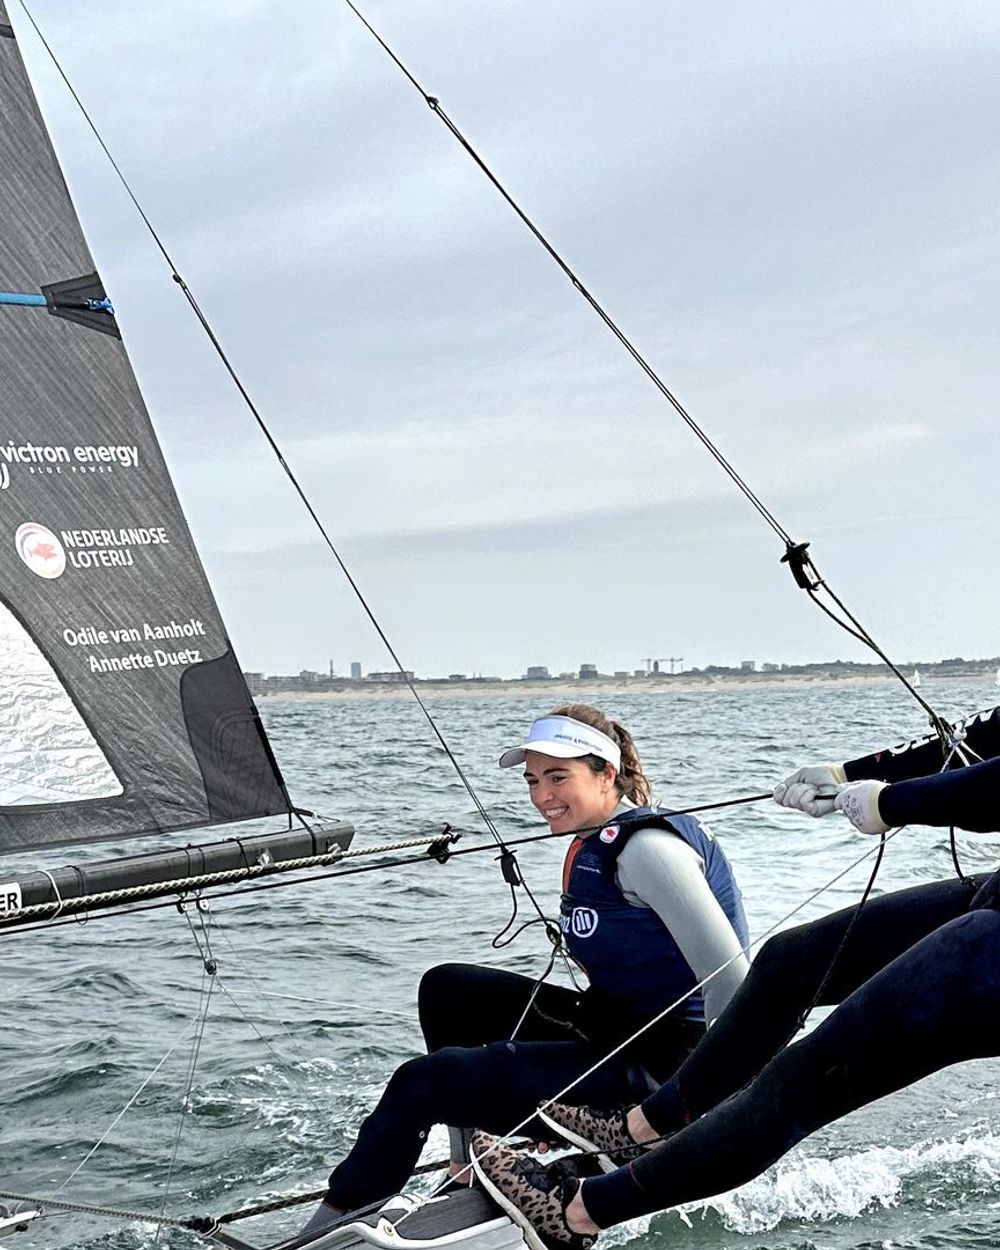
[0,9,529,1249]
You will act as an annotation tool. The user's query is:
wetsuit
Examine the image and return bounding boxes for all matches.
[324,802,748,1210]
[581,751,1000,1229]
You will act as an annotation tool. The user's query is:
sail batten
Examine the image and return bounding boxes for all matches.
[0,1,293,856]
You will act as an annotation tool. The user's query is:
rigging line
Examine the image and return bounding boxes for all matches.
[217,988,415,1023]
[804,579,949,736]
[0,1188,200,1233]
[442,825,904,1192]
[183,908,303,1071]
[13,0,512,861]
[341,0,790,545]
[0,792,777,937]
[214,975,301,1071]
[46,1022,199,1197]
[212,919,309,1056]
[342,0,954,737]
[155,914,218,1242]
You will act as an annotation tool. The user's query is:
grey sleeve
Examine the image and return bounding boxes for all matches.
[615,827,749,1026]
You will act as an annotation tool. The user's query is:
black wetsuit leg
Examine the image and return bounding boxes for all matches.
[325,1037,648,1210]
[642,874,986,1133]
[583,903,1000,1228]
[327,964,702,1210]
[419,961,702,1081]
[418,963,590,1051]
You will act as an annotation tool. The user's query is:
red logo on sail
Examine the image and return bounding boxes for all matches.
[15,522,66,579]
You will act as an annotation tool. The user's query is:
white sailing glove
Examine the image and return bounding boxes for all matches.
[834,780,889,835]
[773,763,847,817]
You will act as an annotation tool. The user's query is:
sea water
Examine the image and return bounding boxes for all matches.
[2,677,1000,1250]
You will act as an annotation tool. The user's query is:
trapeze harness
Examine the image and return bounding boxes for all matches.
[560,806,749,1021]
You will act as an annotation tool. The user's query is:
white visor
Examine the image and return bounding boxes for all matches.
[498,715,621,771]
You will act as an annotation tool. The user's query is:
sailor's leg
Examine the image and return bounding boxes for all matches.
[418,963,587,1051]
[324,1038,644,1212]
[641,874,982,1134]
[580,906,1000,1228]
[419,963,592,1176]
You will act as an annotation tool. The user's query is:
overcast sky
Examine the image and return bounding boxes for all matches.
[13,1,1000,677]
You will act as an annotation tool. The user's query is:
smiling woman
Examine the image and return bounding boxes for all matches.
[298,704,751,1234]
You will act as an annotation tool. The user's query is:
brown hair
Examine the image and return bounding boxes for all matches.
[548,703,652,806]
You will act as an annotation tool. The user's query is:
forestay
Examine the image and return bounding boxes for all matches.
[0,3,291,855]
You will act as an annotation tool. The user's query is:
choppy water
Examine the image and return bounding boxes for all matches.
[3,677,1000,1250]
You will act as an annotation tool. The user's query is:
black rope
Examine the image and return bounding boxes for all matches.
[341,0,791,549]
[0,793,774,938]
[794,830,887,1031]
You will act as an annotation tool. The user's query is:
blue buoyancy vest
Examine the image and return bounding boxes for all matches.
[559,806,749,1021]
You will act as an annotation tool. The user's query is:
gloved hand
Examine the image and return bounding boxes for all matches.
[834,780,889,835]
[773,763,847,817]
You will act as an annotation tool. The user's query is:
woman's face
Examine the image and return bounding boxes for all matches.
[523,751,619,834]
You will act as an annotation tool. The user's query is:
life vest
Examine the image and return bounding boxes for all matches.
[559,806,748,1021]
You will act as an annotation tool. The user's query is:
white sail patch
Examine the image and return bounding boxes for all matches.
[0,601,123,805]
[0,882,21,914]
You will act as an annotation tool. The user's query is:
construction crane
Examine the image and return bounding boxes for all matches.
[643,657,684,675]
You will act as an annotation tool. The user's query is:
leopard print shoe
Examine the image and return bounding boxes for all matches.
[535,1102,637,1171]
[470,1131,597,1250]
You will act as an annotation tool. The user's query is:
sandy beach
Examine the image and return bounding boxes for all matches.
[256,672,936,702]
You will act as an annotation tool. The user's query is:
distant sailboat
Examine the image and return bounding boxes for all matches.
[912,668,922,688]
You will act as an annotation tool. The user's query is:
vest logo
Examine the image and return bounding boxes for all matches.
[599,824,619,844]
[569,907,599,938]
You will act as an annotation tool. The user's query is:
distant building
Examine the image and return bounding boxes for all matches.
[614,671,629,679]
[579,663,598,679]
[448,673,467,681]
[740,660,756,672]
[350,661,362,680]
[525,665,550,680]
[633,669,647,678]
[244,672,264,695]
[300,669,321,684]
[367,670,414,683]
[761,662,780,673]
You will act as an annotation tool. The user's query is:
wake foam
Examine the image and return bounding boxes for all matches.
[670,1127,1000,1235]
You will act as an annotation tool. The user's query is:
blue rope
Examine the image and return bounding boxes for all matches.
[0,291,45,306]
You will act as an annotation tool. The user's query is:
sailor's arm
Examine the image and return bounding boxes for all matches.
[615,827,748,1026]
[836,753,1000,835]
[844,704,1000,783]
[774,704,1000,818]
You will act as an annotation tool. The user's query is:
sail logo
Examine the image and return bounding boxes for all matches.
[0,463,8,490]
[15,522,66,579]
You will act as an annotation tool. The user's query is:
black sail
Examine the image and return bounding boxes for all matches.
[0,8,291,854]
